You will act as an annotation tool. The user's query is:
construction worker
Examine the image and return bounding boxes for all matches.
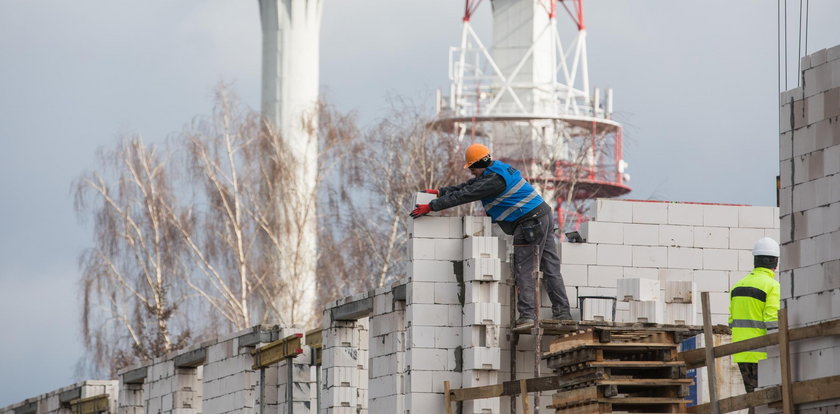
[410,143,572,326]
[729,237,781,396]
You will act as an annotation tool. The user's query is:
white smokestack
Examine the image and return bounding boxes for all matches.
[259,0,323,326]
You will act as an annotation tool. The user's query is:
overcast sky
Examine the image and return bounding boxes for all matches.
[1,0,838,406]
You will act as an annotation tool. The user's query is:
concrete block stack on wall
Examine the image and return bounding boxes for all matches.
[461,216,502,414]
[368,283,407,413]
[0,381,118,414]
[321,297,370,414]
[404,214,472,413]
[564,198,780,325]
[759,45,840,414]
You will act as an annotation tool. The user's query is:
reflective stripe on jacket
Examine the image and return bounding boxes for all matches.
[480,161,543,222]
[729,267,781,363]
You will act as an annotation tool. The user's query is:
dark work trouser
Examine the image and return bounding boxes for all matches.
[512,211,571,320]
[738,362,758,414]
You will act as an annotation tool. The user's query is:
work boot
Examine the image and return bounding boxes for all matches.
[514,317,535,328]
[552,310,573,321]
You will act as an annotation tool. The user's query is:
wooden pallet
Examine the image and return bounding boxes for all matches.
[546,328,692,413]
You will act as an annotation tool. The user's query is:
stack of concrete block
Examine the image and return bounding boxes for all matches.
[0,381,119,414]
[274,328,316,414]
[143,358,202,414]
[461,217,502,414]
[321,308,369,414]
[404,215,469,413]
[759,45,840,414]
[202,331,259,414]
[617,278,662,323]
[119,381,145,414]
[564,198,780,325]
[368,284,407,413]
[664,281,698,325]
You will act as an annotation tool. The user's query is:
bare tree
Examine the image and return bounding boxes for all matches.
[318,98,469,301]
[74,136,193,377]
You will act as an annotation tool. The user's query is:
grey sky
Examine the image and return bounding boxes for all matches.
[1,0,837,406]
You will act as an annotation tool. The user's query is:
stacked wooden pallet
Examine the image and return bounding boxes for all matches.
[545,327,692,413]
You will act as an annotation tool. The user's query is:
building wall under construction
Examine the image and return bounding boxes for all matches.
[758,45,840,414]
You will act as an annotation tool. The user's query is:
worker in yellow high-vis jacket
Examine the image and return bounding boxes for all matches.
[729,237,781,396]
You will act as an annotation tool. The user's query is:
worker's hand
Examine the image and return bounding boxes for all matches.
[423,189,439,195]
[410,204,432,218]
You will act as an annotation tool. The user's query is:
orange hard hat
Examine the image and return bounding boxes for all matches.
[464,143,491,168]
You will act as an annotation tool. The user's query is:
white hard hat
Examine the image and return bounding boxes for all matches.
[752,237,780,257]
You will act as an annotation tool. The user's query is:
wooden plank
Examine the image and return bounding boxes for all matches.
[777,309,793,414]
[451,384,504,401]
[548,330,598,354]
[596,378,694,386]
[443,381,452,414]
[550,385,600,406]
[701,292,720,414]
[598,397,687,404]
[520,379,531,414]
[587,361,684,368]
[679,318,840,369]
[251,333,303,369]
[689,375,840,414]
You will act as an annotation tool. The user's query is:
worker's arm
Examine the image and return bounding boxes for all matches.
[764,281,781,329]
[728,291,734,326]
[430,173,505,211]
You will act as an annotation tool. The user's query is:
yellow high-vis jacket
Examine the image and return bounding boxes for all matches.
[728,267,781,363]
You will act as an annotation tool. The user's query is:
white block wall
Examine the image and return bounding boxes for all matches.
[368,285,406,413]
[1,381,118,414]
[321,310,369,414]
[565,199,780,325]
[764,45,840,413]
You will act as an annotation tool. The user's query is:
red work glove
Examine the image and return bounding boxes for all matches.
[410,204,432,218]
[423,189,439,195]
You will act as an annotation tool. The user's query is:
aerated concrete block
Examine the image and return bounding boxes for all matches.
[729,227,768,250]
[739,206,779,229]
[463,237,498,259]
[463,216,492,237]
[694,227,730,249]
[463,347,501,371]
[582,298,615,321]
[703,205,739,227]
[409,216,463,239]
[464,281,499,304]
[620,223,658,246]
[463,303,502,325]
[559,264,588,286]
[462,325,500,348]
[632,201,668,224]
[668,203,704,225]
[593,199,632,223]
[464,257,502,282]
[629,300,663,323]
[693,270,729,293]
[664,281,695,303]
[587,265,623,288]
[617,278,660,301]
[659,224,694,247]
[668,247,703,269]
[632,246,667,268]
[412,192,437,207]
[579,220,623,244]
[665,302,698,325]
[407,260,457,283]
[596,244,632,266]
[560,242,597,265]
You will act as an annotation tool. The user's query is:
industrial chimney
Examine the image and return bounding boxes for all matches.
[258,0,323,326]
